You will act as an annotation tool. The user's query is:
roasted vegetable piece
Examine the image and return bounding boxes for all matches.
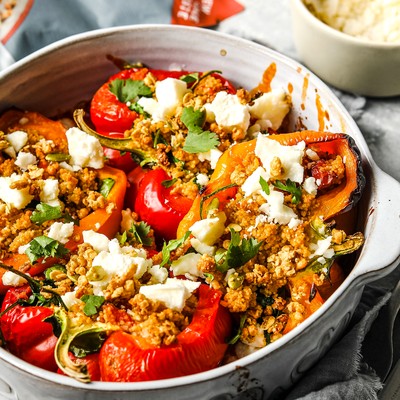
[99,285,232,382]
[177,130,365,237]
[0,110,127,293]
[0,285,58,372]
[126,167,193,241]
[89,67,236,135]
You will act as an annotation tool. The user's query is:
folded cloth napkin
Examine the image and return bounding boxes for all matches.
[285,291,389,399]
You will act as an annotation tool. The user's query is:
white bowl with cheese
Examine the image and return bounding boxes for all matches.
[289,0,400,97]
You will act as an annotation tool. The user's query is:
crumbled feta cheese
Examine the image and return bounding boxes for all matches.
[248,89,291,130]
[241,166,269,198]
[61,290,83,309]
[139,78,188,122]
[139,278,201,311]
[306,148,320,161]
[0,173,34,210]
[6,130,28,153]
[137,97,159,116]
[310,236,335,259]
[259,189,300,225]
[14,152,37,171]
[205,91,250,131]
[157,78,188,116]
[196,173,209,187]
[66,127,104,169]
[89,238,152,295]
[288,218,302,229]
[255,135,305,183]
[248,119,273,138]
[18,243,30,254]
[190,211,227,245]
[83,230,110,253]
[39,179,61,207]
[2,271,28,287]
[47,222,75,244]
[148,265,168,284]
[190,237,216,256]
[170,253,202,278]
[197,148,223,169]
[303,177,318,195]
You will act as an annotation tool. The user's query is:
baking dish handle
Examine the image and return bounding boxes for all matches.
[354,168,400,276]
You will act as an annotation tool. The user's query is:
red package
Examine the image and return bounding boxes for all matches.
[171,0,244,27]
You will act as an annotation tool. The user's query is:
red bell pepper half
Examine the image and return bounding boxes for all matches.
[126,167,193,242]
[99,284,232,381]
[0,285,58,372]
[90,67,236,136]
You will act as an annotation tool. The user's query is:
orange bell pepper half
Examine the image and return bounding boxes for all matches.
[178,130,363,237]
[0,110,127,294]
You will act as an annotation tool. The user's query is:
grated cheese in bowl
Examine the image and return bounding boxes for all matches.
[304,0,400,43]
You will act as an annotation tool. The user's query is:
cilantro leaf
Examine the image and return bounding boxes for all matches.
[160,231,191,267]
[81,295,105,316]
[129,221,152,246]
[216,229,262,273]
[25,236,69,264]
[259,176,270,196]
[181,107,206,132]
[273,179,302,204]
[99,178,115,198]
[31,203,63,225]
[181,106,220,154]
[109,78,152,104]
[183,130,220,153]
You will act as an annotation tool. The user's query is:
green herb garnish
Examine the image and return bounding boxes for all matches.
[129,221,152,246]
[181,106,220,153]
[99,178,115,198]
[109,78,152,104]
[216,229,262,273]
[81,295,105,316]
[31,203,63,225]
[161,178,177,188]
[25,236,69,264]
[160,231,191,267]
[273,179,302,204]
[228,313,247,345]
[259,176,270,195]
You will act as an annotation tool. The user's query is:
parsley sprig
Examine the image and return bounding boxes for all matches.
[160,231,191,267]
[181,107,220,153]
[130,221,153,246]
[25,236,69,264]
[99,177,115,198]
[273,179,302,204]
[81,295,105,316]
[216,229,262,273]
[109,78,152,106]
[30,203,78,226]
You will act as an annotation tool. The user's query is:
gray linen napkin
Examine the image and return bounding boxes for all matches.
[285,290,390,400]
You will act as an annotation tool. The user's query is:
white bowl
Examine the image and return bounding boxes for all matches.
[289,0,400,97]
[0,25,399,400]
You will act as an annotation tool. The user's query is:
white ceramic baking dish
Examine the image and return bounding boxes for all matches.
[0,25,399,400]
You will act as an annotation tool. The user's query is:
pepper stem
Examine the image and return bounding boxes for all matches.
[54,308,119,383]
[73,109,155,165]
